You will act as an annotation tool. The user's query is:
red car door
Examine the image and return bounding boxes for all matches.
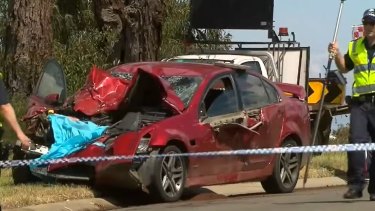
[197,75,244,179]
[233,72,284,170]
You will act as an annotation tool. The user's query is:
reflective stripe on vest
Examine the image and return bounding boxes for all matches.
[349,37,375,97]
[354,64,375,74]
[353,84,375,95]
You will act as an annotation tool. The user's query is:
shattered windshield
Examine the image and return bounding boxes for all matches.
[111,71,201,107]
[162,76,202,107]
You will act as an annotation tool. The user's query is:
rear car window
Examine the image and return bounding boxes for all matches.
[240,61,262,75]
[234,72,269,109]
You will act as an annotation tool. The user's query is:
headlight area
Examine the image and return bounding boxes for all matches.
[132,133,157,172]
[136,133,152,154]
[102,132,154,156]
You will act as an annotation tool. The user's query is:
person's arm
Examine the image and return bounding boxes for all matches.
[0,80,30,147]
[334,51,350,73]
[0,103,30,146]
[328,42,353,73]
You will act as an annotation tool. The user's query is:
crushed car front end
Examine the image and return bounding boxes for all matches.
[30,127,159,190]
[17,63,202,192]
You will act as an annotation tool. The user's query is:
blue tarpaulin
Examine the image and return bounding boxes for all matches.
[30,114,108,169]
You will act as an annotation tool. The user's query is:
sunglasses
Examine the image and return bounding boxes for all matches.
[363,21,375,26]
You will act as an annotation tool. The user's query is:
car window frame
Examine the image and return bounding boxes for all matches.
[34,59,67,105]
[233,71,272,110]
[198,74,240,121]
[261,79,281,105]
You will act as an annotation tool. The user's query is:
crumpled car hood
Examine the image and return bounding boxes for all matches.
[73,66,129,116]
[73,66,185,116]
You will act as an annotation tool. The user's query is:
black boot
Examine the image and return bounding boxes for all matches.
[343,188,363,199]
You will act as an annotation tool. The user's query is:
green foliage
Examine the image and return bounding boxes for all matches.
[159,0,191,58]
[53,0,97,45]
[52,1,118,95]
[53,28,118,95]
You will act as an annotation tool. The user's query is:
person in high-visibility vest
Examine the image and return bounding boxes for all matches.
[329,8,375,201]
[0,71,31,149]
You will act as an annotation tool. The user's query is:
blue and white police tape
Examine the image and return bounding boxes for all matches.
[1,143,375,169]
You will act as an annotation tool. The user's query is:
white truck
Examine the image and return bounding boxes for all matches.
[164,41,349,147]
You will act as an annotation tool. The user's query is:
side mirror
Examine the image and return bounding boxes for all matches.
[45,93,60,105]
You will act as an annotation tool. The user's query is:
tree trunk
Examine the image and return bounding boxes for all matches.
[93,0,165,63]
[3,0,53,96]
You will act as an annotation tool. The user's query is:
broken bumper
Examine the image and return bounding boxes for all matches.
[29,146,160,191]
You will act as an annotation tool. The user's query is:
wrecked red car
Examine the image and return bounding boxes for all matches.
[12,60,311,202]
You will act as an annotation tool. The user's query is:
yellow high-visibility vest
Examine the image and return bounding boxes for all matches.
[349,37,375,97]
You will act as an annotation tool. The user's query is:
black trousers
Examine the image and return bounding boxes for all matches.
[348,101,375,193]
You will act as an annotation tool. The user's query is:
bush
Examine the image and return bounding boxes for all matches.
[53,28,118,95]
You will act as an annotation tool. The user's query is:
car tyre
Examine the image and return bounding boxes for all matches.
[261,138,300,193]
[149,145,187,202]
[12,145,39,184]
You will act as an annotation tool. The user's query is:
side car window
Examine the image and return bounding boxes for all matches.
[203,77,238,117]
[263,80,280,104]
[235,72,269,109]
[35,61,66,102]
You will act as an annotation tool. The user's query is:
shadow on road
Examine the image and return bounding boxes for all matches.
[88,187,230,208]
[182,187,228,201]
[275,199,369,205]
[91,188,154,207]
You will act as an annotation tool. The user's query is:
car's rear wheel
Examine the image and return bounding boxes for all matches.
[149,145,187,202]
[261,138,300,193]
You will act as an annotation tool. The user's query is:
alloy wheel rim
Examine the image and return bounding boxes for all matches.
[279,144,299,187]
[160,151,184,197]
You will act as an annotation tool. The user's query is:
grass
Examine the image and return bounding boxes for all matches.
[0,169,95,209]
[299,152,347,179]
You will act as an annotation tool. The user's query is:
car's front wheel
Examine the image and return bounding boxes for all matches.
[261,138,300,193]
[149,145,187,202]
[12,144,40,184]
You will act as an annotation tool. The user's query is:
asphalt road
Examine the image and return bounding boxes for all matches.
[113,186,375,211]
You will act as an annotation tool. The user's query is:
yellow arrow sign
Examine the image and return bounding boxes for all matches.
[308,81,329,104]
